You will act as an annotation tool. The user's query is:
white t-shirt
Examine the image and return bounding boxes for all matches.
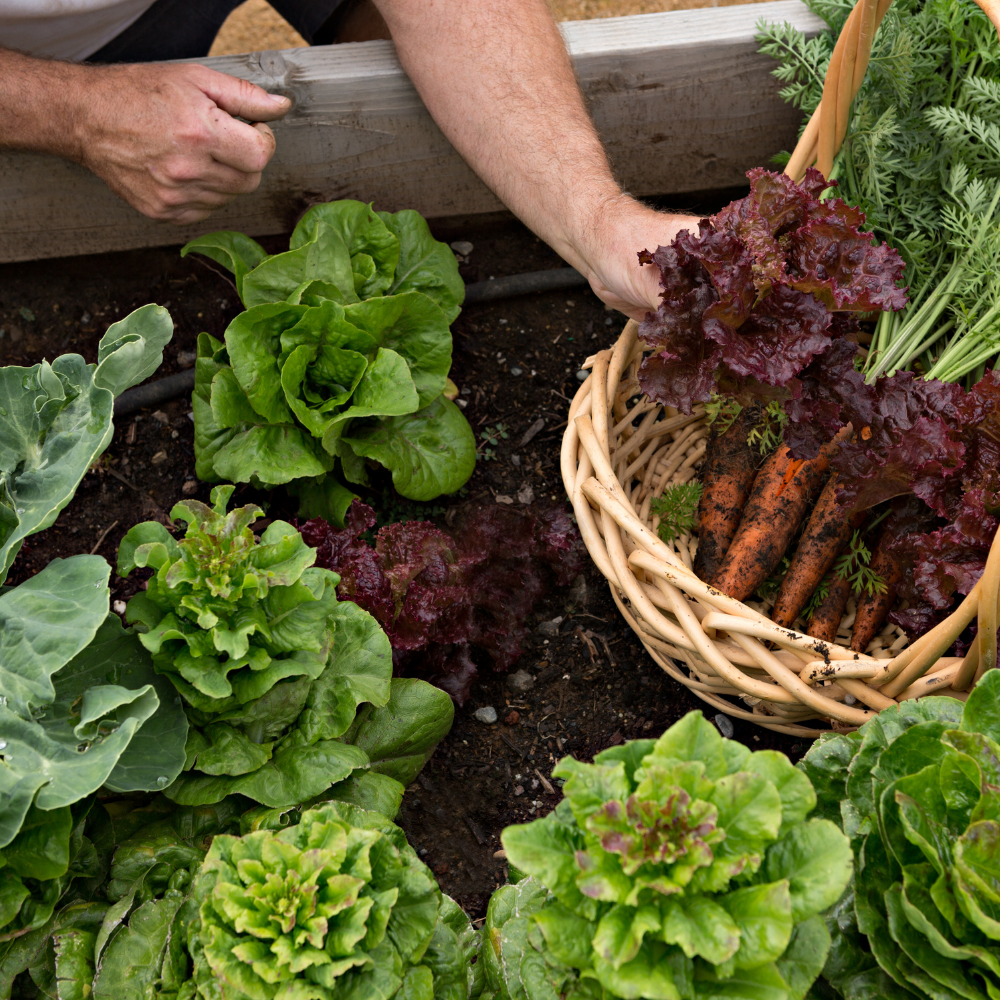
[0,0,157,61]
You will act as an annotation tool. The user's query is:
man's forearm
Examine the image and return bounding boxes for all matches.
[374,0,695,317]
[0,48,86,159]
[374,0,620,277]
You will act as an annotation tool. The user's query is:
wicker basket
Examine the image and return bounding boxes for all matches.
[559,0,1000,735]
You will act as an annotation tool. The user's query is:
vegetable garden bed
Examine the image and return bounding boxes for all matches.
[0,202,799,920]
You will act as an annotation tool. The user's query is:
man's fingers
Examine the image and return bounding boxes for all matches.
[209,118,276,174]
[198,67,291,122]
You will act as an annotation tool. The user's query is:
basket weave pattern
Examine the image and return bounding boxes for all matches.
[561,323,1000,735]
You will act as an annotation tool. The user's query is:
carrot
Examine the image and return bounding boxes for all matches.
[805,575,852,643]
[851,529,903,653]
[771,476,866,628]
[711,429,848,602]
[693,405,761,581]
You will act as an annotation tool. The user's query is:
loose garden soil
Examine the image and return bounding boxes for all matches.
[0,191,802,921]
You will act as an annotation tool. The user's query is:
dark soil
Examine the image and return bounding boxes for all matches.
[0,193,803,919]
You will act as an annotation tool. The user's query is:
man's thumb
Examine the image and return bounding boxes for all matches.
[199,68,291,122]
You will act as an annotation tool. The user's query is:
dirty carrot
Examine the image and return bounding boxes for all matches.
[711,429,848,602]
[693,405,761,581]
[806,575,852,643]
[851,530,904,653]
[771,475,865,628]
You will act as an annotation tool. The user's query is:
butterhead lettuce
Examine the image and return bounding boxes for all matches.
[183,201,475,524]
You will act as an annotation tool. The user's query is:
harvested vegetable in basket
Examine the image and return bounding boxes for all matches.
[759,0,1000,386]
[636,167,906,416]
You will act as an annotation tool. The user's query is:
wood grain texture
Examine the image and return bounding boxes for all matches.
[0,1,823,262]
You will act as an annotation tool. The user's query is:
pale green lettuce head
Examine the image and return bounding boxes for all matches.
[185,801,475,1000]
[487,712,853,1000]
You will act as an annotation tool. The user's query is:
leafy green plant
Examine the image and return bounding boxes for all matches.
[746,401,789,456]
[485,712,853,1000]
[704,397,742,434]
[184,201,476,524]
[118,486,453,813]
[478,423,509,461]
[757,0,1000,386]
[831,525,887,599]
[93,801,477,1000]
[799,671,1000,1000]
[0,557,188,942]
[0,303,173,580]
[650,483,703,542]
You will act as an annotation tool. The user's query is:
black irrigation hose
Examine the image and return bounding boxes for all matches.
[113,267,590,417]
[462,267,588,304]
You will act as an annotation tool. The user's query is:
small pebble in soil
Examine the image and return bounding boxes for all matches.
[517,484,534,504]
[513,785,525,796]
[151,450,168,465]
[576,370,588,380]
[504,711,520,725]
[511,455,521,467]
[536,616,563,637]
[474,706,498,724]
[177,350,197,366]
[151,410,169,425]
[450,240,474,256]
[714,713,735,738]
[510,367,522,376]
[507,670,535,693]
[182,480,199,495]
[113,600,126,615]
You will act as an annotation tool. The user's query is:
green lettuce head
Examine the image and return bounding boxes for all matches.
[178,801,475,1000]
[799,670,1000,1000]
[119,484,341,717]
[486,712,853,1000]
[183,200,475,523]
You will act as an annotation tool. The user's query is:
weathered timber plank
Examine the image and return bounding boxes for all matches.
[0,1,822,262]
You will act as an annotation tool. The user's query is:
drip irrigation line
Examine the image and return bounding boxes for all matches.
[112,267,589,417]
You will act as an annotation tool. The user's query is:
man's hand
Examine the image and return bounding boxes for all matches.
[579,195,698,321]
[0,50,290,224]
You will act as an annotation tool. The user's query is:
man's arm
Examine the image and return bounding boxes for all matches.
[0,48,290,225]
[374,0,694,319]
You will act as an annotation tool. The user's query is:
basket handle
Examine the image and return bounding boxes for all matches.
[785,0,1000,182]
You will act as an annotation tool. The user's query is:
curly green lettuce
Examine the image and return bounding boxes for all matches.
[485,712,853,1000]
[160,801,475,1000]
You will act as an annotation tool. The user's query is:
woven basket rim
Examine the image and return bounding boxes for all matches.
[560,321,995,735]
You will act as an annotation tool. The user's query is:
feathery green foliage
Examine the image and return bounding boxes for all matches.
[757,0,1000,386]
[650,483,703,542]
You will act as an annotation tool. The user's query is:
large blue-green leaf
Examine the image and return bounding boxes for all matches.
[93,304,174,397]
[325,770,405,820]
[378,209,465,323]
[745,751,816,833]
[0,555,109,719]
[344,293,453,406]
[774,915,829,1000]
[343,396,476,501]
[797,732,860,826]
[641,711,728,780]
[719,881,794,970]
[344,678,455,787]
[661,894,741,966]
[192,332,234,481]
[181,231,267,300]
[0,685,159,847]
[57,615,188,794]
[0,305,171,581]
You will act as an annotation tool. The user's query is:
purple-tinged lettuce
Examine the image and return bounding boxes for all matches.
[637,169,906,414]
[484,712,852,1000]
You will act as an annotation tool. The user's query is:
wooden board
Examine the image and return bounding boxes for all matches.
[0,1,823,262]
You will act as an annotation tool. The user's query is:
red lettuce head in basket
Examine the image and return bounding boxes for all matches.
[636,168,907,414]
